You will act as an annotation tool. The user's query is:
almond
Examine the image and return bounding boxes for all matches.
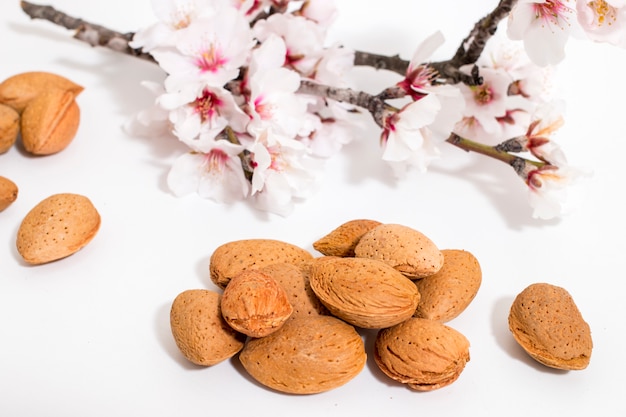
[16,193,100,264]
[239,315,366,394]
[221,269,293,338]
[260,262,328,319]
[508,282,592,370]
[414,249,482,322]
[375,317,470,391]
[0,103,19,153]
[170,289,246,366]
[0,176,18,212]
[308,256,420,329]
[21,88,80,155]
[354,223,444,278]
[209,238,313,289]
[312,218,382,257]
[0,71,83,113]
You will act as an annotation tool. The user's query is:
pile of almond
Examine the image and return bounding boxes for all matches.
[0,70,84,213]
[170,220,483,394]
[1,71,100,264]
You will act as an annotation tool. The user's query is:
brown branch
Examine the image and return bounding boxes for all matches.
[428,0,518,85]
[20,1,155,62]
[297,80,388,126]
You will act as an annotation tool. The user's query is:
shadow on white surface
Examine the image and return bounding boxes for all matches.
[491,296,568,375]
[154,301,204,371]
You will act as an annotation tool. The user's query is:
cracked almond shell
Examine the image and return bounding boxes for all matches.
[220,269,293,338]
[375,318,470,391]
[508,283,592,370]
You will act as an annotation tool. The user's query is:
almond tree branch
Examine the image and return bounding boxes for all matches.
[20,0,155,62]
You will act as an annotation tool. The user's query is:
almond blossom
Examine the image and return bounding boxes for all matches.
[507,0,575,66]
[151,6,255,93]
[245,36,311,138]
[380,93,442,174]
[577,0,626,46]
[248,129,320,215]
[130,0,216,51]
[167,139,250,203]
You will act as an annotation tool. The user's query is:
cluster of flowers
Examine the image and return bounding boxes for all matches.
[128,0,626,218]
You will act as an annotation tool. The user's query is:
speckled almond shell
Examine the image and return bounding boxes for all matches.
[209,239,313,289]
[170,289,246,366]
[0,71,83,113]
[20,88,80,155]
[312,219,382,257]
[414,249,482,322]
[354,223,444,278]
[0,175,18,212]
[0,103,19,153]
[508,283,592,370]
[374,318,470,391]
[16,193,100,265]
[260,262,328,319]
[220,269,293,338]
[308,256,420,329]
[239,315,366,394]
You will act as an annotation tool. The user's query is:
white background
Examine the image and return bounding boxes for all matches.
[1,0,625,416]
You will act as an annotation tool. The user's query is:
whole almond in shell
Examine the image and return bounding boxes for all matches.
[308,256,420,329]
[21,88,80,155]
[508,282,592,370]
[16,193,100,264]
[170,289,246,366]
[0,103,19,153]
[0,71,83,113]
[239,315,366,394]
[0,175,18,212]
[414,249,482,322]
[221,269,293,338]
[260,262,328,319]
[209,239,313,289]
[375,317,470,391]
[354,223,444,278]
[312,218,382,257]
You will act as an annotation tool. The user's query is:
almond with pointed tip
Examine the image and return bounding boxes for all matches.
[20,88,80,155]
[312,219,382,257]
[0,71,83,113]
[308,256,420,329]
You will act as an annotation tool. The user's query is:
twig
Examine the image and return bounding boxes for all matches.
[20,1,155,62]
